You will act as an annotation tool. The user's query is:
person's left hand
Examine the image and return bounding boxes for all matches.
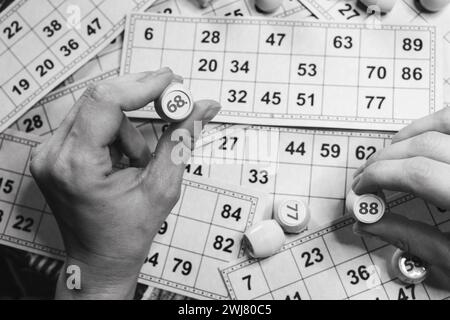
[351,107,450,274]
[30,68,221,299]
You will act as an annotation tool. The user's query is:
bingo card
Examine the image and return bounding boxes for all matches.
[120,13,442,131]
[186,124,393,233]
[0,0,157,133]
[297,0,450,105]
[220,193,450,300]
[57,0,314,93]
[0,129,271,299]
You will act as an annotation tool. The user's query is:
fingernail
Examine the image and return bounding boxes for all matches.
[353,165,365,178]
[203,103,222,122]
[353,224,380,240]
[173,74,184,83]
[155,67,172,75]
[353,228,373,238]
[351,174,362,191]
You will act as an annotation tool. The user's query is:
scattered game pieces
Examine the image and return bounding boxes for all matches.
[243,220,285,258]
[391,248,429,285]
[274,199,310,234]
[360,0,397,13]
[154,81,194,122]
[346,189,386,224]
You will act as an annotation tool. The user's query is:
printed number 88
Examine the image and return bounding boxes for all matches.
[359,202,378,215]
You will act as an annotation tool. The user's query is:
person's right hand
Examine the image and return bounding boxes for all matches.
[351,107,450,274]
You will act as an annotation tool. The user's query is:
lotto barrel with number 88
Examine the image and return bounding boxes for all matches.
[346,190,386,224]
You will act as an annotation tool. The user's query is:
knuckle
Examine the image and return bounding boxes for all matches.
[159,184,182,207]
[364,160,383,182]
[147,178,182,208]
[29,157,46,178]
[86,82,115,103]
[412,131,440,154]
[440,106,450,127]
[404,157,432,185]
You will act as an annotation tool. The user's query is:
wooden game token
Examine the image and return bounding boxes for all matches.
[255,0,283,13]
[360,0,397,13]
[346,189,386,224]
[243,220,285,258]
[155,81,194,122]
[391,249,429,285]
[419,0,449,11]
[274,199,310,234]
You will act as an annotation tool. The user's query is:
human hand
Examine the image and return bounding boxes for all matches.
[351,107,450,274]
[30,68,221,299]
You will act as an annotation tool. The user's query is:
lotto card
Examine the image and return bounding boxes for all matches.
[55,0,313,93]
[0,0,157,133]
[220,194,450,300]
[121,13,443,131]
[185,124,393,235]
[0,129,272,299]
[298,0,450,104]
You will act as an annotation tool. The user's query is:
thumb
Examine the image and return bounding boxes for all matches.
[141,100,221,207]
[354,213,450,272]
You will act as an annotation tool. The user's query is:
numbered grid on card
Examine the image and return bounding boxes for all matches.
[188,126,392,229]
[0,0,155,132]
[121,13,439,129]
[138,179,261,300]
[0,131,65,258]
[9,69,119,137]
[221,195,450,300]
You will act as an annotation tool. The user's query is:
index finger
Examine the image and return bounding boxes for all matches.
[354,213,450,272]
[393,107,450,144]
[69,68,175,148]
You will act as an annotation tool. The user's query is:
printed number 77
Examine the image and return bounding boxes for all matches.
[242,275,251,290]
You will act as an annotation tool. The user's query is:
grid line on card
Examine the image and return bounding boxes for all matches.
[218,23,229,107]
[125,46,441,61]
[188,22,199,88]
[193,192,219,288]
[320,26,328,116]
[158,183,186,282]
[355,28,362,118]
[321,233,351,298]
[158,19,167,69]
[392,30,398,120]
[285,25,295,118]
[251,24,261,113]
